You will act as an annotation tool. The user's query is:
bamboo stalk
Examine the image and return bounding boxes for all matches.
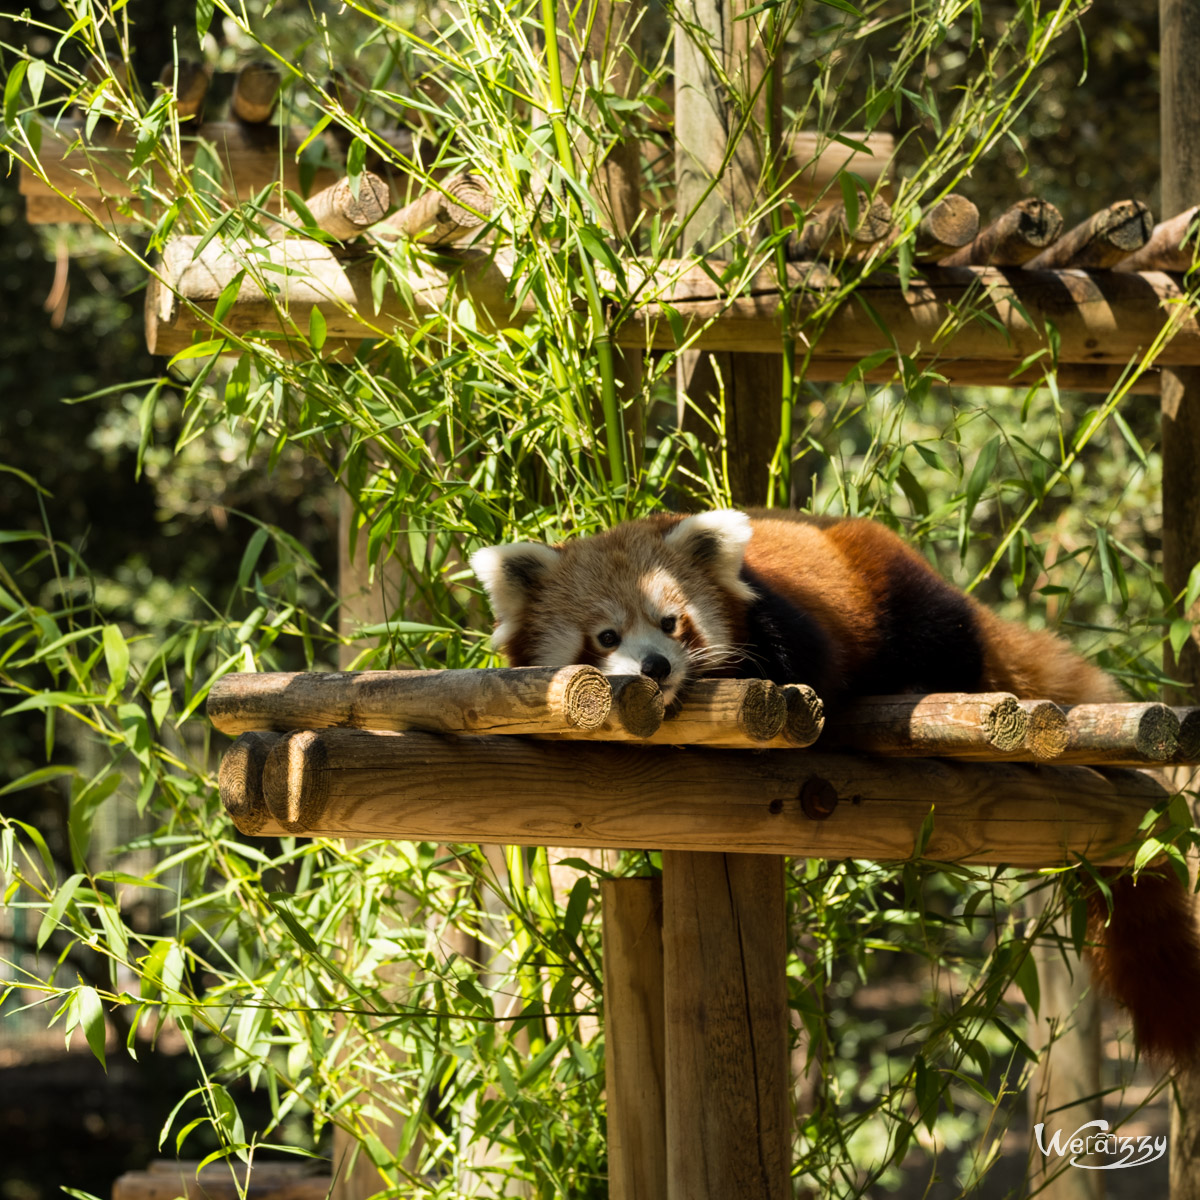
[231,62,281,124]
[236,727,1170,866]
[1025,200,1155,270]
[377,173,493,245]
[1115,206,1200,273]
[939,198,1064,267]
[207,665,614,737]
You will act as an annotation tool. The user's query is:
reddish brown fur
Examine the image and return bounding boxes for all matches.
[477,508,1200,1064]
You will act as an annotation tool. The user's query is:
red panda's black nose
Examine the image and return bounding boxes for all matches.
[641,653,672,682]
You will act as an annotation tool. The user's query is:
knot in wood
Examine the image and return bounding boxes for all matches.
[799,777,838,821]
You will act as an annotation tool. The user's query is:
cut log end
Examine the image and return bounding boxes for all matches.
[913,194,980,261]
[1135,704,1181,760]
[218,731,281,833]
[263,730,330,833]
[159,59,210,120]
[555,664,613,731]
[738,679,788,741]
[939,198,1064,267]
[612,675,665,738]
[782,683,824,747]
[1019,699,1070,759]
[982,695,1029,752]
[231,62,282,125]
[1177,708,1200,762]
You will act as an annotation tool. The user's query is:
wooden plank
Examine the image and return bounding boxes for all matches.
[159,59,210,120]
[662,852,789,1200]
[912,194,980,261]
[602,878,667,1200]
[799,358,1161,394]
[113,1163,329,1200]
[146,238,1200,367]
[674,0,782,506]
[19,119,414,225]
[789,194,893,259]
[231,62,281,124]
[223,728,1172,866]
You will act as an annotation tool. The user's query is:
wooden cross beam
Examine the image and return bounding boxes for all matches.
[146,235,1200,376]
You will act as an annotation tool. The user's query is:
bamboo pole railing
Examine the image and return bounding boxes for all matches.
[145,235,1200,370]
[208,670,1200,766]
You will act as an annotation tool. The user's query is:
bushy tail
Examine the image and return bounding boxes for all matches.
[1087,870,1200,1066]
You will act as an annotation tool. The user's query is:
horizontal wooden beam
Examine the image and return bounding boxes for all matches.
[219,727,1170,866]
[146,235,1200,368]
[799,358,1162,394]
[18,119,414,225]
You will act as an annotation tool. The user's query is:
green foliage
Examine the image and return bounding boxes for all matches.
[1,1,1197,1197]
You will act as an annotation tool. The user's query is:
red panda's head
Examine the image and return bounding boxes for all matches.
[471,510,757,703]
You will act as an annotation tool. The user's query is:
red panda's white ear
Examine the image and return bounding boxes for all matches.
[470,541,561,639]
[664,510,755,600]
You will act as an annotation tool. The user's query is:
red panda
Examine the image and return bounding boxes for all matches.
[472,508,1200,1066]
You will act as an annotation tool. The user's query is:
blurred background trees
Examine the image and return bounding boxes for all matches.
[0,2,1179,1198]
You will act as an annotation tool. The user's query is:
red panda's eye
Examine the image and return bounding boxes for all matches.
[660,616,677,635]
[597,629,620,649]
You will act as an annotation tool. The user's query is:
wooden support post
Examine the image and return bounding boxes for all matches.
[555,0,647,453]
[662,852,790,1200]
[674,0,783,505]
[1026,887,1103,1200]
[602,878,667,1200]
[1162,2,1200,1195]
